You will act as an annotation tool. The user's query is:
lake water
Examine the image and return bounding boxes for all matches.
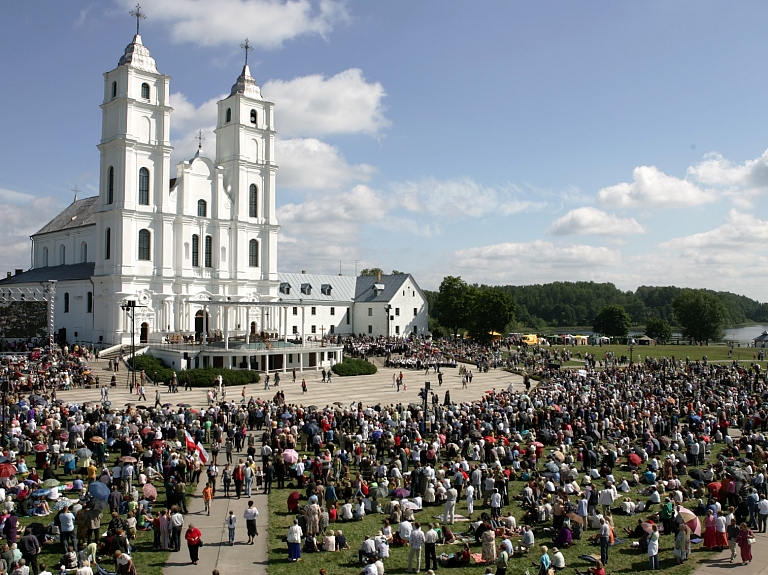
[723,324,768,344]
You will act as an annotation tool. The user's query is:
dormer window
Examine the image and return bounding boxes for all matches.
[250,109,257,124]
[373,283,385,297]
[301,283,312,295]
[321,284,332,296]
[279,282,291,295]
[141,83,150,100]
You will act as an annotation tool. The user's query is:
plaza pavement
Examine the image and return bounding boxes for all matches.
[54,358,523,574]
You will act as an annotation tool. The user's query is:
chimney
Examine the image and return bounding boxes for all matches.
[376,271,381,283]
[6,272,10,279]
[301,270,306,274]
[14,269,22,276]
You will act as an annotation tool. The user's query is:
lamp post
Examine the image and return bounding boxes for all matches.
[121,300,147,393]
[629,339,635,366]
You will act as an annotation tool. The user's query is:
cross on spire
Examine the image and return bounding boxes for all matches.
[240,38,254,65]
[72,185,80,203]
[129,4,147,35]
[195,130,206,150]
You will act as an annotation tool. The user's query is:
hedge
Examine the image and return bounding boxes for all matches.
[331,357,378,376]
[128,354,260,386]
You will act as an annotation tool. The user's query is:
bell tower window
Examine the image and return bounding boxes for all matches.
[111,81,117,99]
[250,109,257,124]
[105,228,111,260]
[107,166,114,205]
[249,239,259,267]
[192,234,199,267]
[141,83,150,100]
[138,167,150,205]
[226,108,232,123]
[204,235,213,267]
[197,200,207,217]
[249,184,258,218]
[138,229,151,261]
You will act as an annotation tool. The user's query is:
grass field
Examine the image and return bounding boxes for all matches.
[14,451,192,575]
[267,445,729,575]
[541,343,766,368]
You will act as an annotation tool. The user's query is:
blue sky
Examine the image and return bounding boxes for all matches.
[1,1,767,299]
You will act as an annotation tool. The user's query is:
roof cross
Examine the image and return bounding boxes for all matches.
[72,185,80,202]
[129,4,147,35]
[195,130,206,150]
[240,38,254,66]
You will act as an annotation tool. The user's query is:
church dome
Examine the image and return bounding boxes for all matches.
[118,34,158,74]
[230,64,263,100]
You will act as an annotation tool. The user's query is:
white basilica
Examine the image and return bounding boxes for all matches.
[0,31,429,372]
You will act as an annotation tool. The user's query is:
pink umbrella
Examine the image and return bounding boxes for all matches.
[142,483,157,501]
[677,508,701,536]
[283,449,299,464]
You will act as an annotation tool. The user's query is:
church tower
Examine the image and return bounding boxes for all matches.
[214,43,279,291]
[94,30,173,279]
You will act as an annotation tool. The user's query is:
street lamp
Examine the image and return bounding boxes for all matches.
[629,338,635,366]
[121,300,147,392]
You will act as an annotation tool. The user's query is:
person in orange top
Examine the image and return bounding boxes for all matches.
[202,483,213,516]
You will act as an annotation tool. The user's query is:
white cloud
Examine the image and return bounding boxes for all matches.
[548,207,645,236]
[450,240,621,284]
[167,92,225,165]
[659,210,768,250]
[263,69,390,138]
[276,138,375,190]
[392,177,546,220]
[277,185,383,271]
[686,150,768,208]
[120,0,348,49]
[0,189,63,275]
[598,165,716,208]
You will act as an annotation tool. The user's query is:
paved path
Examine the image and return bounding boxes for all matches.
[696,531,768,575]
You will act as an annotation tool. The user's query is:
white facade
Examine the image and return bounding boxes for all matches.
[0,31,428,368]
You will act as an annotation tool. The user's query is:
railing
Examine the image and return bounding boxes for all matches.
[148,338,342,353]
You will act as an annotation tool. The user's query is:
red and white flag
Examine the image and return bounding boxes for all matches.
[185,431,209,464]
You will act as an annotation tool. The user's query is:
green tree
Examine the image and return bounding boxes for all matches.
[645,317,672,344]
[672,289,727,344]
[391,270,406,275]
[468,289,516,341]
[593,304,632,338]
[359,267,384,277]
[435,276,473,338]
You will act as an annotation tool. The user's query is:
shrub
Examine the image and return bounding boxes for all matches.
[183,367,260,387]
[331,357,377,376]
[128,355,259,386]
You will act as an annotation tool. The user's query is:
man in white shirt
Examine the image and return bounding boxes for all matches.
[407,523,425,573]
[424,523,439,571]
[398,518,413,544]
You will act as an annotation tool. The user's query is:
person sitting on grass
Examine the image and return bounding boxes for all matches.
[575,558,605,575]
[335,530,350,551]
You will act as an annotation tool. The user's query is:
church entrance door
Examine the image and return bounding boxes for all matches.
[140,322,149,343]
[195,310,210,337]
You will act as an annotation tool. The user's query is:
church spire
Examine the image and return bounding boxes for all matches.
[119,4,157,73]
[230,39,262,99]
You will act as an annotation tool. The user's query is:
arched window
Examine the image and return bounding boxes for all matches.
[107,166,114,204]
[141,82,150,99]
[226,108,232,123]
[197,199,207,217]
[87,292,93,313]
[63,293,70,313]
[59,245,66,265]
[191,234,199,267]
[111,81,117,99]
[250,109,257,124]
[249,184,258,218]
[138,167,149,205]
[204,235,212,267]
[249,239,259,267]
[138,229,151,261]
[80,242,88,263]
[42,247,48,267]
[105,228,111,260]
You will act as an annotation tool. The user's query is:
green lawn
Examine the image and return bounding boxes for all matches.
[267,446,727,575]
[16,451,196,575]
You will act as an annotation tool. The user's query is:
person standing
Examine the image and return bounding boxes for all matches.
[243,501,259,544]
[737,522,754,565]
[226,510,237,546]
[599,517,610,566]
[170,506,184,552]
[444,484,457,525]
[424,523,438,571]
[202,483,213,516]
[408,522,425,573]
[286,519,303,562]
[647,524,659,570]
[59,505,77,555]
[185,523,203,565]
[302,379,307,394]
[20,527,41,575]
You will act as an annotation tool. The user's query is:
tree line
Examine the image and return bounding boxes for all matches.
[426,278,767,342]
